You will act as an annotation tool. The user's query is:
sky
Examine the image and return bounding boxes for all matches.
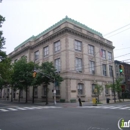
[0,0,130,62]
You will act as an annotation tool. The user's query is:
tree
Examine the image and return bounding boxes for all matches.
[13,57,36,103]
[0,15,5,51]
[106,78,123,102]
[34,62,63,105]
[94,84,103,103]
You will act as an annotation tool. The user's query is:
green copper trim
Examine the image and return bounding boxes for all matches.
[14,16,103,50]
[15,36,35,50]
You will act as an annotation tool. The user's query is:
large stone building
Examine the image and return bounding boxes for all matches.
[3,16,115,102]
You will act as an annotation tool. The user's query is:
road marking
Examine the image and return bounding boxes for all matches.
[108,107,121,109]
[0,109,8,112]
[8,108,17,111]
[23,107,37,110]
[15,107,27,110]
[119,107,130,110]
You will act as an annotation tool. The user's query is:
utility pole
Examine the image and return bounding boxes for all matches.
[112,69,116,103]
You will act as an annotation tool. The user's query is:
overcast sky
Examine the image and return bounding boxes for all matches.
[0,0,130,62]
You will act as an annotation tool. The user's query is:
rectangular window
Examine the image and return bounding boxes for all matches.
[105,86,109,94]
[101,49,106,59]
[43,46,49,57]
[55,86,60,95]
[78,83,83,95]
[102,64,107,76]
[89,61,95,74]
[92,84,96,94]
[75,58,82,72]
[54,41,60,52]
[20,90,23,98]
[43,86,46,95]
[75,40,82,51]
[34,51,39,61]
[34,87,38,96]
[108,52,112,61]
[109,65,113,77]
[88,45,94,55]
[55,58,60,72]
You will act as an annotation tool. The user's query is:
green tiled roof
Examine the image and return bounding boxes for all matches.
[14,16,103,50]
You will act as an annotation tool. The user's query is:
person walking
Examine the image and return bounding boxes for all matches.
[78,97,82,106]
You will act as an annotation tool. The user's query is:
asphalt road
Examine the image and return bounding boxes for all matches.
[0,101,130,130]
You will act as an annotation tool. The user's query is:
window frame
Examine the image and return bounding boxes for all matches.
[101,49,106,59]
[89,61,95,74]
[34,87,38,96]
[92,84,96,94]
[54,41,60,52]
[75,58,82,72]
[78,83,83,95]
[105,86,109,95]
[102,64,107,76]
[88,45,94,55]
[75,40,82,51]
[108,52,112,61]
[34,50,39,61]
[43,46,49,57]
[55,86,60,95]
[55,58,61,72]
[109,65,113,77]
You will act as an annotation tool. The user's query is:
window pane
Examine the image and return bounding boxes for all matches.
[54,41,60,52]
[90,61,95,74]
[75,40,82,51]
[108,52,112,61]
[89,45,94,55]
[105,86,109,94]
[109,65,113,77]
[92,84,95,94]
[75,58,82,72]
[78,83,83,95]
[55,58,60,72]
[102,64,107,76]
[34,51,39,61]
[44,46,49,56]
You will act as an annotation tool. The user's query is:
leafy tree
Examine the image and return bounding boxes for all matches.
[0,15,5,51]
[34,62,63,105]
[106,78,123,102]
[94,84,103,103]
[13,57,36,103]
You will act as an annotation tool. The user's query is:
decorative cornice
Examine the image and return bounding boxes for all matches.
[9,26,114,58]
[14,16,103,50]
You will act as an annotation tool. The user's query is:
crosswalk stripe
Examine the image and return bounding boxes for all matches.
[0,109,8,112]
[8,108,17,111]
[23,107,37,110]
[109,107,121,109]
[77,105,130,110]
[16,107,27,110]
[119,107,130,110]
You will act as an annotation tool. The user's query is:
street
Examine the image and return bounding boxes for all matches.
[0,101,130,130]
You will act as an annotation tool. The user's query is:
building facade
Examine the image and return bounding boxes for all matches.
[115,60,130,93]
[2,16,115,102]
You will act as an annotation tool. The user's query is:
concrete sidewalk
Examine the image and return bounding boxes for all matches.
[0,98,130,108]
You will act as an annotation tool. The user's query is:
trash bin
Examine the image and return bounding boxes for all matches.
[106,98,110,104]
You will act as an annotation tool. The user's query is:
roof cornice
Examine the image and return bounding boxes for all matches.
[14,16,103,50]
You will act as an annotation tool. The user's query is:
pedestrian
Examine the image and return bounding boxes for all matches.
[78,97,82,106]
